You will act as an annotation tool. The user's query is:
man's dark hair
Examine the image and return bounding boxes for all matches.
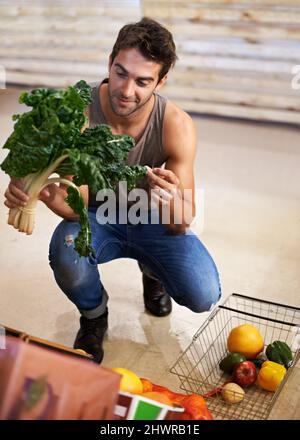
[110,17,178,83]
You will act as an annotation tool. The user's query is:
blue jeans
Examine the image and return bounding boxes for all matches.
[48,210,221,318]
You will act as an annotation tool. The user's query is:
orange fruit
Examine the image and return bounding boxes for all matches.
[142,391,173,407]
[227,324,264,358]
[111,367,143,394]
[75,349,88,355]
[140,378,154,393]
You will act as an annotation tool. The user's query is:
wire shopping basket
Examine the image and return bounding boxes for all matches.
[170,293,300,420]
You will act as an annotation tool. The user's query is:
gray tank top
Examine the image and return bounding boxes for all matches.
[87,79,168,209]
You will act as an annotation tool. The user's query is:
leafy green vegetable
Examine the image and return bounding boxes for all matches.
[1,80,146,256]
[66,186,93,257]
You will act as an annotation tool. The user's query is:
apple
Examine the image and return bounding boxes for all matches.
[233,361,257,388]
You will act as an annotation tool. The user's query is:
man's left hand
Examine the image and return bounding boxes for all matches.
[146,166,181,206]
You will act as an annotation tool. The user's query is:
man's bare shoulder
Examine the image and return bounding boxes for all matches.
[163,100,197,155]
[164,100,194,130]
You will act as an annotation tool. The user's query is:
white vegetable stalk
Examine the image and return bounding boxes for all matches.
[7,154,79,235]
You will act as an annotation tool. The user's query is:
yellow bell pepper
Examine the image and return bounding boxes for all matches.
[257,361,286,392]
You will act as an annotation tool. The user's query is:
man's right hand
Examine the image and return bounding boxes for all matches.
[4,179,60,210]
[4,178,87,221]
[4,179,29,209]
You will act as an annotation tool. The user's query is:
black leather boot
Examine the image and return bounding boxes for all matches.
[73,308,108,364]
[143,274,172,317]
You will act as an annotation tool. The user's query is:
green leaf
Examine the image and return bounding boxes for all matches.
[65,186,94,257]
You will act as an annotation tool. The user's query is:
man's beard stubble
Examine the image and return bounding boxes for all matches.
[108,85,154,118]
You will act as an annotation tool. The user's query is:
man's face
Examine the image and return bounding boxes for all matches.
[107,48,166,117]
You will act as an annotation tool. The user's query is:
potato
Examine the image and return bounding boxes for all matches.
[221,382,245,404]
